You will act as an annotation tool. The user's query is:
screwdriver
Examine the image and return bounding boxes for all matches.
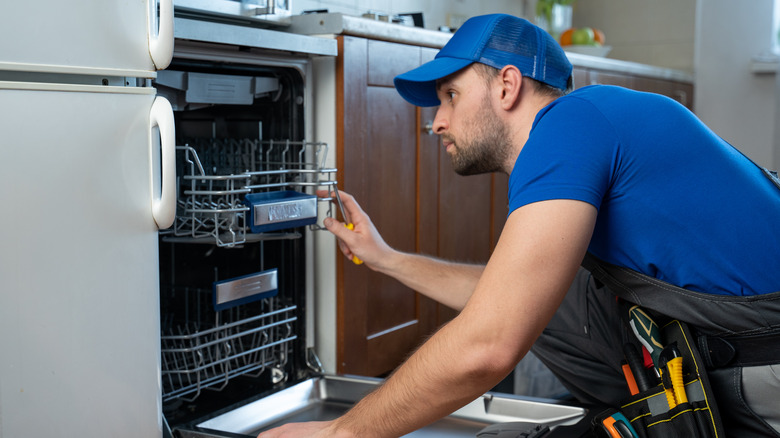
[332,188,363,265]
[628,305,663,368]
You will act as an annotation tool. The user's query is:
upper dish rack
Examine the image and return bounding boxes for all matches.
[170,138,338,247]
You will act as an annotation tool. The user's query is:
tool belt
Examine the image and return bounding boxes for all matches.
[592,318,725,438]
[582,253,780,438]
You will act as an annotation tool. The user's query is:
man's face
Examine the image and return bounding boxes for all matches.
[434,66,511,176]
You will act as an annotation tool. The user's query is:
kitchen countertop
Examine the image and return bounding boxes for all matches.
[288,13,693,84]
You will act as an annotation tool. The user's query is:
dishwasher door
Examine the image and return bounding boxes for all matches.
[175,375,586,437]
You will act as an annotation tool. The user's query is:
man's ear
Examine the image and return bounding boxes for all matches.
[498,65,523,110]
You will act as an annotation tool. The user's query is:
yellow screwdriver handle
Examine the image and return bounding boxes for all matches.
[344,223,363,265]
[663,385,677,409]
[667,356,688,404]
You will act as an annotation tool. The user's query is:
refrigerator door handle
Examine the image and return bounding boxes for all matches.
[150,96,176,229]
[149,0,174,70]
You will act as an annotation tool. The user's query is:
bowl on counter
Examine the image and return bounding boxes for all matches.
[563,45,612,57]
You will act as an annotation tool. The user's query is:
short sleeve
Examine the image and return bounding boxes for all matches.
[507,97,620,214]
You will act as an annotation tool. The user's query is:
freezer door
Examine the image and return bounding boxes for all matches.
[0,82,166,438]
[0,0,173,75]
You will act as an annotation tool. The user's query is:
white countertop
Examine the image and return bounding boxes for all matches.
[288,13,693,84]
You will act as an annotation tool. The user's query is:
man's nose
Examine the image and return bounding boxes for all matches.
[432,108,448,134]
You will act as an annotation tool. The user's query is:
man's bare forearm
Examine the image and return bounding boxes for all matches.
[373,250,485,310]
[331,310,517,437]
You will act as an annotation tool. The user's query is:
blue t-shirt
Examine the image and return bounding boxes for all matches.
[508,85,780,296]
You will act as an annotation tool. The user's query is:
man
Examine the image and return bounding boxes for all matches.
[259,14,780,437]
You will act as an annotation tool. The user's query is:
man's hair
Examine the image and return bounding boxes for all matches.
[472,63,569,98]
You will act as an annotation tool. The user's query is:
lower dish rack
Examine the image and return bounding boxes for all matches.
[160,288,297,403]
[169,138,337,247]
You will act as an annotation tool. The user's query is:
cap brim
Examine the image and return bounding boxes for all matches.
[393,57,474,107]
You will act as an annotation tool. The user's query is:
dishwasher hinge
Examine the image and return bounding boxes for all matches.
[306,347,324,373]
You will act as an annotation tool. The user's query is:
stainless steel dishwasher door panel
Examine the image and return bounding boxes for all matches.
[178,375,585,438]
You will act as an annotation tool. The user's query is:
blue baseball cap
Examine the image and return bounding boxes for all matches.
[394,14,573,107]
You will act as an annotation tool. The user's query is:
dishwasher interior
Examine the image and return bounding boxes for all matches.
[155,54,336,432]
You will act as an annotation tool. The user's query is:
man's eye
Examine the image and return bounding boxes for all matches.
[447,92,455,102]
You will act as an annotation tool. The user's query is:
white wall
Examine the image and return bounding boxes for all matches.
[694,0,779,169]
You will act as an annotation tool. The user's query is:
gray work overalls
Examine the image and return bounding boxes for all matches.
[531,169,780,438]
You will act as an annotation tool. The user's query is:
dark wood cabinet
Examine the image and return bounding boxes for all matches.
[336,36,424,376]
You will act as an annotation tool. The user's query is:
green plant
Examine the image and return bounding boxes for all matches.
[536,0,576,26]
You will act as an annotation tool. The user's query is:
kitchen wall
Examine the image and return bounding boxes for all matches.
[573,1,779,169]
[694,0,779,170]
[571,0,697,74]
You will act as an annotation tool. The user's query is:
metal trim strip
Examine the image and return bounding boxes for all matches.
[174,17,337,57]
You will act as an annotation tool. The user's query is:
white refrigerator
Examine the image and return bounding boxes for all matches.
[0,1,175,437]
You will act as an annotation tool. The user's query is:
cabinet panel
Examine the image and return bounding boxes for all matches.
[367,39,421,87]
[438,160,492,267]
[491,173,509,249]
[337,36,370,375]
[418,48,442,336]
[338,36,432,376]
[632,77,694,109]
[575,66,694,110]
[364,86,418,336]
[587,69,636,89]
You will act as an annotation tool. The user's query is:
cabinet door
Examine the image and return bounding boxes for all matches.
[418,48,446,333]
[337,37,433,376]
[337,37,503,376]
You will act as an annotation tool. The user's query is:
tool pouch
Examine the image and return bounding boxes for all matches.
[613,320,725,438]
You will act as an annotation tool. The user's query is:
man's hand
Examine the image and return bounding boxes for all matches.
[318,189,394,270]
[256,420,353,438]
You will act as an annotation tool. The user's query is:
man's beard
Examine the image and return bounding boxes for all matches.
[445,98,511,176]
